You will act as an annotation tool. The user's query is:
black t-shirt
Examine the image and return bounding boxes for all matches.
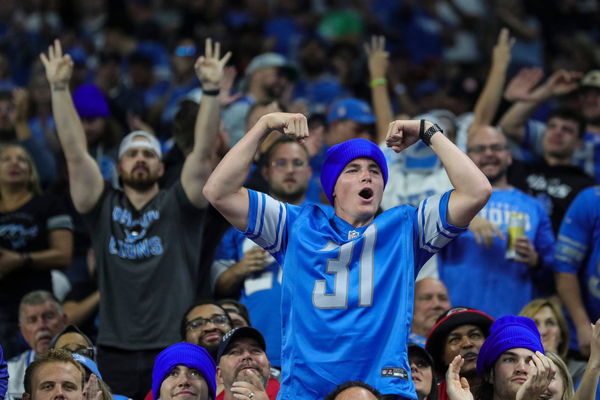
[508,160,596,233]
[0,194,73,308]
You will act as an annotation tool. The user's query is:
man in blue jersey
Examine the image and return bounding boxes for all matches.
[211,136,313,368]
[438,126,555,318]
[554,186,600,357]
[202,113,492,399]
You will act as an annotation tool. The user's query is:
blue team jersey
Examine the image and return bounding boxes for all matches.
[244,189,465,399]
[212,227,284,367]
[520,120,600,183]
[554,187,600,338]
[438,188,555,318]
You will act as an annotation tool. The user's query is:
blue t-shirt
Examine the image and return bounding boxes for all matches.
[439,188,555,318]
[212,227,284,367]
[244,189,465,399]
[554,186,600,349]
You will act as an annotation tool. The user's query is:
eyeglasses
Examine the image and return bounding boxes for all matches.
[185,314,230,331]
[270,158,306,170]
[467,144,508,154]
[61,345,95,360]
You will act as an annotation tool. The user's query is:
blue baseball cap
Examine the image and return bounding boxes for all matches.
[327,98,375,125]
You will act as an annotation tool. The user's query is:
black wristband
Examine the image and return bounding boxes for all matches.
[419,121,442,146]
[202,88,220,96]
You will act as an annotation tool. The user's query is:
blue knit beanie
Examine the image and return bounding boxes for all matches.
[476,315,544,376]
[73,84,110,119]
[152,343,216,400]
[320,138,388,205]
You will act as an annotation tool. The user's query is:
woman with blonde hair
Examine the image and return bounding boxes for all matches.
[519,298,569,360]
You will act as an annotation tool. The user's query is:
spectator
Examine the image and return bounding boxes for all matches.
[216,300,250,329]
[21,349,87,400]
[181,301,234,361]
[326,98,376,146]
[216,327,278,400]
[324,381,382,400]
[203,111,491,397]
[438,126,555,317]
[518,299,569,361]
[426,307,494,400]
[410,278,451,347]
[7,291,68,400]
[0,143,73,358]
[151,343,216,400]
[211,136,314,368]
[554,186,600,357]
[40,39,229,399]
[409,344,438,400]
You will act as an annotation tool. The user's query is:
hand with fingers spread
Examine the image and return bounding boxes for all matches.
[385,120,431,153]
[504,67,545,102]
[543,69,583,98]
[231,369,269,400]
[515,351,555,400]
[513,236,539,268]
[195,38,232,91]
[445,355,474,400]
[260,113,309,142]
[39,39,74,89]
[83,374,103,400]
[469,215,505,248]
[364,35,389,80]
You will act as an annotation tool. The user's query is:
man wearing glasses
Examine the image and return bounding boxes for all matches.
[7,291,67,400]
[437,126,555,318]
[181,301,234,361]
[210,136,315,370]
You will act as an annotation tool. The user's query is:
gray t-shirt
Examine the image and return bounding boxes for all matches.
[82,181,205,349]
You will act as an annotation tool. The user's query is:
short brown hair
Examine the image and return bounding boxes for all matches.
[24,349,85,395]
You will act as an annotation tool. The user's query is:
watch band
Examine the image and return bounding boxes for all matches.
[419,121,443,146]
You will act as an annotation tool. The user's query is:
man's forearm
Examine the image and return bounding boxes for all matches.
[50,85,90,163]
[556,272,591,328]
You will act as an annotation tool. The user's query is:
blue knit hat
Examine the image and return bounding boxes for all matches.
[73,84,110,119]
[152,343,216,400]
[320,138,388,205]
[476,315,544,376]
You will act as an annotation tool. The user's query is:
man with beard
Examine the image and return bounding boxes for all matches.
[216,327,276,400]
[40,38,229,399]
[7,291,67,400]
[181,302,234,360]
[211,137,313,369]
[437,127,555,317]
[425,307,494,400]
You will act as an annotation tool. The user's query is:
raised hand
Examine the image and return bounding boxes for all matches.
[543,69,582,97]
[39,39,74,88]
[82,374,103,400]
[492,28,515,68]
[261,113,309,141]
[385,120,427,152]
[515,352,555,400]
[364,35,389,79]
[445,355,474,400]
[194,38,232,91]
[504,67,544,102]
[590,319,600,367]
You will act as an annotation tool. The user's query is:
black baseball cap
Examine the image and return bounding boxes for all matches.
[216,327,266,364]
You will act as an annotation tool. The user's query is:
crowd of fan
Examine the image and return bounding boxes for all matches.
[1,1,600,400]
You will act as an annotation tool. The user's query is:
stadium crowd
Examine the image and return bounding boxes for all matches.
[1,0,600,399]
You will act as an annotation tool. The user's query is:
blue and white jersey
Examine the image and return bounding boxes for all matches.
[212,227,283,367]
[554,187,600,343]
[438,188,555,318]
[244,189,465,399]
[519,119,600,183]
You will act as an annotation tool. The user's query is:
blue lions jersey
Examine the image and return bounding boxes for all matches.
[212,227,283,367]
[438,188,555,318]
[244,189,465,399]
[554,186,600,349]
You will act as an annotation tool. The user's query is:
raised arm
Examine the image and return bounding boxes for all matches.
[499,68,580,143]
[181,38,231,208]
[40,40,104,213]
[573,319,600,400]
[386,120,492,227]
[556,272,593,356]
[468,28,514,135]
[203,113,308,231]
[364,35,393,144]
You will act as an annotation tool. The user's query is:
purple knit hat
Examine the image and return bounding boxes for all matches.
[320,138,388,205]
[476,315,544,376]
[73,84,110,119]
[152,342,216,400]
